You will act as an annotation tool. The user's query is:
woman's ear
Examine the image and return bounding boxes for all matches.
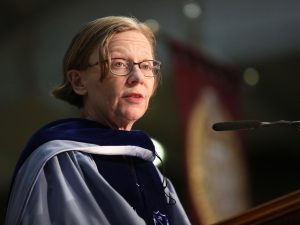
[67,70,88,96]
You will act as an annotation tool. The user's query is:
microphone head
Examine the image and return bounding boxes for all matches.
[212,120,261,131]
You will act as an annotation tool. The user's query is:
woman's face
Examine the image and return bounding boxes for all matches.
[80,30,156,130]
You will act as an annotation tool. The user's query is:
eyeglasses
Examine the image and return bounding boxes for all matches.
[93,58,161,77]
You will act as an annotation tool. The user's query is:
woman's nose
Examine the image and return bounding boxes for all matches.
[127,64,145,85]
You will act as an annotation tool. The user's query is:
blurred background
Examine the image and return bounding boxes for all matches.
[2,0,300,224]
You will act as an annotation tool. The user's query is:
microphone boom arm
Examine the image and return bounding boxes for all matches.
[212,120,300,131]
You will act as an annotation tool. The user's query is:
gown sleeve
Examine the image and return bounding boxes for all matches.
[155,167,192,225]
[5,141,146,225]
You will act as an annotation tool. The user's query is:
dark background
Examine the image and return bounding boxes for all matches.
[1,0,300,223]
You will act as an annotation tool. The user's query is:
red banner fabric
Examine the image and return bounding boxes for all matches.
[169,40,249,225]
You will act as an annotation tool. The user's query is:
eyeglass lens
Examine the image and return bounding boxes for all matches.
[110,58,160,77]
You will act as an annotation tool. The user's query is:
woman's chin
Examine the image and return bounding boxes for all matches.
[121,110,146,123]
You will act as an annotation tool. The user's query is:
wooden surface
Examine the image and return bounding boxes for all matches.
[214,189,300,225]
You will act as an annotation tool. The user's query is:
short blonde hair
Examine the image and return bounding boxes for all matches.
[52,16,159,108]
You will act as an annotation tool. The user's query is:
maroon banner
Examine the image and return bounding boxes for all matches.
[169,40,249,225]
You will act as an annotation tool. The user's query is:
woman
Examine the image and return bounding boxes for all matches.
[5,16,190,225]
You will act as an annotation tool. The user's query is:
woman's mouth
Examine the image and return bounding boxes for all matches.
[123,93,144,103]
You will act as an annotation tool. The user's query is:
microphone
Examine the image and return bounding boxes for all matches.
[212,120,260,131]
[212,120,300,131]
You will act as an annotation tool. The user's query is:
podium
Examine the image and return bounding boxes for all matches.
[214,189,300,225]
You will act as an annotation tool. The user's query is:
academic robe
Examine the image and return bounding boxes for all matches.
[5,118,190,225]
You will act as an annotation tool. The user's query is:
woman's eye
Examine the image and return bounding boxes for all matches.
[113,61,126,68]
[141,63,152,70]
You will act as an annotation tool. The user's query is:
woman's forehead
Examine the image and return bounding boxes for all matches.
[90,31,153,62]
[109,30,150,44]
[89,30,153,62]
[108,31,152,53]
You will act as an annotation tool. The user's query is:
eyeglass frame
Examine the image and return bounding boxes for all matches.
[88,58,162,78]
